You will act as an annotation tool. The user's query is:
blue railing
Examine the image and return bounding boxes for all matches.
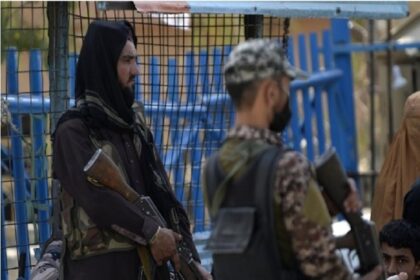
[2,27,353,278]
[6,48,31,279]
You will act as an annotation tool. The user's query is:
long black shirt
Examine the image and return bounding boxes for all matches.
[54,118,197,279]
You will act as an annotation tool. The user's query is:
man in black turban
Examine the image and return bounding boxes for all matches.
[52,20,210,280]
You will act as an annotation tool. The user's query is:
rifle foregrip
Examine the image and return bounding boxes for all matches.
[133,196,167,228]
[350,219,383,275]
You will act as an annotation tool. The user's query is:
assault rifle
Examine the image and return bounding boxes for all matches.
[315,148,385,280]
[83,149,203,280]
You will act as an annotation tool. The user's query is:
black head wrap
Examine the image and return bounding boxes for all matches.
[75,20,138,127]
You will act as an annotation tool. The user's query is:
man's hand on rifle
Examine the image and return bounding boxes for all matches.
[322,178,362,216]
[149,227,182,270]
[343,178,362,213]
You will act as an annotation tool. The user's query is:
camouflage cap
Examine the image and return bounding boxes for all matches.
[223,38,307,85]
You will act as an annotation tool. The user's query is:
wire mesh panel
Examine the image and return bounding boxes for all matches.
[1,2,50,279]
[1,2,346,278]
[68,2,292,233]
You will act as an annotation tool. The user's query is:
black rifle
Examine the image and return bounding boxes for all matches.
[315,147,385,279]
[83,148,203,280]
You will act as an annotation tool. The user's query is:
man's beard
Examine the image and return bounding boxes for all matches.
[269,97,292,133]
[122,85,135,108]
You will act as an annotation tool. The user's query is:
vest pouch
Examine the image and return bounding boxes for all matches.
[206,207,256,254]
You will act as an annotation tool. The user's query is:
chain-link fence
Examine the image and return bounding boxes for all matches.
[1,2,291,278]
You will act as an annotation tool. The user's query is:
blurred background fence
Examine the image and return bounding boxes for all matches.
[1,2,419,279]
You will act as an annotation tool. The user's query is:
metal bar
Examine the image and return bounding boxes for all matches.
[185,51,196,104]
[29,49,51,246]
[135,56,142,102]
[212,48,223,94]
[289,87,302,152]
[199,50,210,97]
[298,34,314,160]
[287,36,302,151]
[322,30,340,152]
[368,20,377,191]
[332,41,420,54]
[330,19,359,174]
[149,56,163,150]
[292,70,343,89]
[310,32,326,156]
[224,45,236,129]
[164,58,182,198]
[167,58,180,143]
[7,47,31,280]
[3,95,208,115]
[386,20,394,143]
[97,1,134,11]
[150,56,161,104]
[185,51,201,217]
[4,96,53,114]
[191,130,204,232]
[189,2,409,19]
[47,2,69,133]
[166,57,184,204]
[1,183,9,280]
[98,1,409,19]
[204,47,229,154]
[68,53,78,100]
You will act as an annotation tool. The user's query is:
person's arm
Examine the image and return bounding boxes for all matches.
[53,119,160,242]
[274,151,352,280]
[321,178,362,217]
[146,127,201,262]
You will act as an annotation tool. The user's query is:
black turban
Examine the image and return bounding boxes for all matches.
[75,20,138,125]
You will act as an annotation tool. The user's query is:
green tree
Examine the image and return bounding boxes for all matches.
[1,2,48,61]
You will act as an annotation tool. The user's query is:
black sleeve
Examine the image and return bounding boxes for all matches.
[53,118,160,242]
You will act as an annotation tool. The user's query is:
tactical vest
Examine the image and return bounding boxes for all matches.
[60,126,136,260]
[204,140,306,280]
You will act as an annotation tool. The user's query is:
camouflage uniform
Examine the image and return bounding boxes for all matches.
[218,125,351,279]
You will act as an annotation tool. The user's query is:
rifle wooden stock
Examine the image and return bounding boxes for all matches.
[83,149,203,280]
[315,148,385,280]
[84,149,139,202]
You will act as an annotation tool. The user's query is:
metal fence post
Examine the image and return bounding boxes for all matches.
[1,183,8,280]
[330,19,359,175]
[47,2,69,132]
[7,47,31,279]
[29,49,51,247]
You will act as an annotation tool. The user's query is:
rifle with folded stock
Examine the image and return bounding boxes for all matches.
[83,148,203,280]
[315,148,385,280]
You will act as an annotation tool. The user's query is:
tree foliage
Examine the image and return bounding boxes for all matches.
[1,2,48,61]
